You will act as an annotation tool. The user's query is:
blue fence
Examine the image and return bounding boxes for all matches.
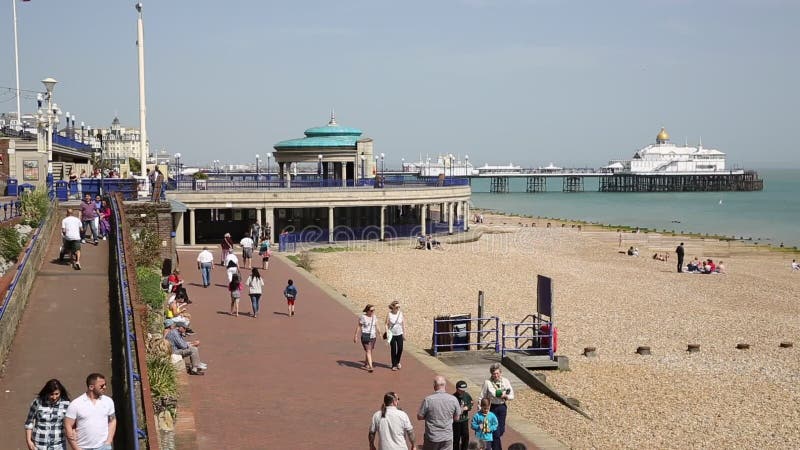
[170,176,470,191]
[432,316,500,356]
[276,221,465,250]
[109,196,147,449]
[1,200,22,223]
[0,216,45,321]
[500,316,555,359]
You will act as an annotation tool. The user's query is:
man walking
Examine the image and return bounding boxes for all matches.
[62,208,83,270]
[80,194,99,245]
[64,373,116,450]
[240,234,254,269]
[196,246,214,288]
[676,242,685,273]
[417,375,461,450]
[369,392,416,450]
[452,380,474,450]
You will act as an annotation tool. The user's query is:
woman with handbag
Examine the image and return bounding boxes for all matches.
[384,300,406,371]
[353,304,382,372]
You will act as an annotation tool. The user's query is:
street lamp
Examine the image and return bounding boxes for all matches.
[465,154,469,177]
[318,154,323,186]
[266,153,272,182]
[174,153,182,180]
[448,154,454,180]
[401,157,405,173]
[380,153,385,177]
[255,154,260,177]
[80,121,85,144]
[360,153,365,185]
[40,77,58,186]
[96,131,104,194]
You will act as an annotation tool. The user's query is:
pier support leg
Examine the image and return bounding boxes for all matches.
[328,206,335,243]
[189,208,196,246]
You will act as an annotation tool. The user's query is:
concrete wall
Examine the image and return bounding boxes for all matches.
[0,206,57,373]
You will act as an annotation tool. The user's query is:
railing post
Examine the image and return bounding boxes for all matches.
[432,319,438,357]
[477,290,484,347]
[495,318,500,354]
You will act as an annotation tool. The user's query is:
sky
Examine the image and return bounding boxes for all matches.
[1,0,798,169]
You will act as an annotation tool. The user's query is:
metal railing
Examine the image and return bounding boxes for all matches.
[0,211,46,321]
[1,199,22,223]
[500,315,555,359]
[432,316,499,356]
[275,222,465,250]
[109,195,147,449]
[169,176,470,191]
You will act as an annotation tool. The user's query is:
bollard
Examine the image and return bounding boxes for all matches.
[636,346,651,355]
[736,343,750,350]
[687,344,700,353]
[583,346,597,357]
[779,342,793,348]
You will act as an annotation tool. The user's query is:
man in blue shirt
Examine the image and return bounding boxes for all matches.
[164,320,207,375]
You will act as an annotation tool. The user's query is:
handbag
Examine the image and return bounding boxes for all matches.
[360,316,375,344]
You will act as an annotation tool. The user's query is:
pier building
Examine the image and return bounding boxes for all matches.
[165,115,472,245]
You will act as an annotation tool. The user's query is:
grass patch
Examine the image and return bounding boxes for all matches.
[286,252,314,271]
[136,266,165,312]
[309,246,350,253]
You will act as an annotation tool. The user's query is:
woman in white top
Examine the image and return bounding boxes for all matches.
[384,300,406,371]
[480,363,515,450]
[246,268,265,318]
[353,304,382,373]
[224,252,240,283]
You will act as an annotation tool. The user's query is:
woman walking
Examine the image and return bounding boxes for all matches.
[220,232,234,265]
[354,304,381,372]
[258,236,271,270]
[228,273,243,317]
[24,379,71,450]
[479,363,515,450]
[246,268,264,318]
[385,300,406,371]
[97,199,112,240]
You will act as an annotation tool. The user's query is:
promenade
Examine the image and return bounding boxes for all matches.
[175,249,535,449]
[0,221,113,450]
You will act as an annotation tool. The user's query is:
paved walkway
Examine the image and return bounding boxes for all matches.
[176,249,534,449]
[0,222,113,450]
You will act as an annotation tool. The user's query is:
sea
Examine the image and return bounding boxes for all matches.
[470,169,800,249]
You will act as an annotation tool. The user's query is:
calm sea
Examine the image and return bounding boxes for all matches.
[470,169,800,249]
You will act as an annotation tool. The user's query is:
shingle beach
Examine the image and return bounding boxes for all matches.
[309,211,800,449]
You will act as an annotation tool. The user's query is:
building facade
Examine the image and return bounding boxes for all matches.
[608,128,726,174]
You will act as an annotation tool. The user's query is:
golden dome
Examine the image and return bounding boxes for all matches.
[656,127,670,142]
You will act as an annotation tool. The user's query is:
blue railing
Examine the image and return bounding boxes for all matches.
[109,195,146,449]
[432,316,500,356]
[169,176,470,191]
[0,208,47,321]
[275,222,466,250]
[501,317,555,359]
[52,133,93,152]
[1,200,22,223]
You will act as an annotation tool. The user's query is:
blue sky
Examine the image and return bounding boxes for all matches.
[2,0,798,168]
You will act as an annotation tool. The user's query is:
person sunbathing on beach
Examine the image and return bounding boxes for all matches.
[792,259,800,271]
[687,257,701,272]
[716,261,726,274]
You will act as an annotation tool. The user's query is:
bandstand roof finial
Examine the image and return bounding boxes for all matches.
[328,108,337,126]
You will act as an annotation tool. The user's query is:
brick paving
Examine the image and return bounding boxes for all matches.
[176,249,534,450]
[0,224,113,450]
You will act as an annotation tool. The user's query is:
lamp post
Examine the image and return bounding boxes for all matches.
[266,153,272,182]
[41,77,58,186]
[380,153,385,177]
[401,158,405,173]
[80,122,85,144]
[360,153,365,185]
[255,154,260,178]
[465,154,469,177]
[174,153,181,180]
[448,154,454,180]
[96,131,104,195]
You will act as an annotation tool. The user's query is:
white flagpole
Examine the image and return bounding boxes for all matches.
[136,2,148,177]
[12,0,22,130]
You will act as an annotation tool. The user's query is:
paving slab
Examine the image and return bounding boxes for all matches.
[175,249,537,449]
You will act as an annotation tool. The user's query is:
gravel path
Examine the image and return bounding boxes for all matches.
[307,213,800,449]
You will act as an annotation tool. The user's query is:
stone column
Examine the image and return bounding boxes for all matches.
[328,206,335,243]
[256,208,262,229]
[448,202,454,235]
[464,201,469,231]
[380,205,386,241]
[265,207,275,242]
[420,204,427,236]
[341,163,347,187]
[189,208,196,245]
[174,212,185,245]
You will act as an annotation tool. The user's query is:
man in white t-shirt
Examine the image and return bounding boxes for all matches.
[196,246,214,287]
[64,373,116,450]
[370,392,415,450]
[239,235,254,269]
[61,208,83,270]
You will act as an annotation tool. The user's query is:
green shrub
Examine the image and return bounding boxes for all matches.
[133,228,162,267]
[146,353,178,414]
[0,226,23,261]
[19,190,50,226]
[297,251,313,271]
[192,171,208,180]
[136,266,165,312]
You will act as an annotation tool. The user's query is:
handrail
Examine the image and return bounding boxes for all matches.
[1,200,22,223]
[0,213,46,321]
[111,196,147,450]
[432,316,499,356]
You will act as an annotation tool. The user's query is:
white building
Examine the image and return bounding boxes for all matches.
[101,116,145,166]
[403,155,477,176]
[607,128,727,174]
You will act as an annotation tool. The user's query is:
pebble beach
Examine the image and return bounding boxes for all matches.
[308,211,800,449]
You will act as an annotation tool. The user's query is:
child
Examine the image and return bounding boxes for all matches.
[471,398,498,450]
[258,237,271,270]
[284,279,298,317]
[229,273,243,317]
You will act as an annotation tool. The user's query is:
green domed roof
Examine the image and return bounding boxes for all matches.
[274,114,364,149]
